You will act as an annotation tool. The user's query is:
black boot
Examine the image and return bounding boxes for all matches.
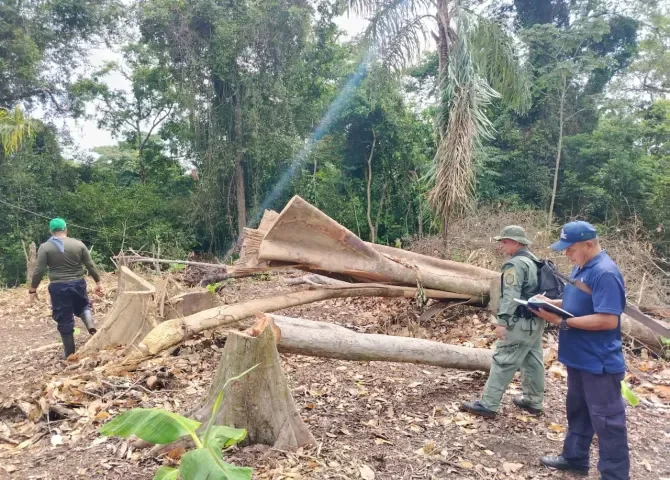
[513,396,543,416]
[461,400,497,418]
[61,333,76,359]
[80,308,97,335]
[540,455,588,476]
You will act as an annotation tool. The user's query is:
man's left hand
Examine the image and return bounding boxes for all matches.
[531,307,562,325]
[28,290,38,303]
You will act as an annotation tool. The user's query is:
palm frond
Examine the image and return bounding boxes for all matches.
[0,107,38,156]
[379,14,434,72]
[348,0,433,27]
[348,0,435,72]
[461,10,531,113]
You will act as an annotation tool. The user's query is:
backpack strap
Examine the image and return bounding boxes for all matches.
[514,249,541,264]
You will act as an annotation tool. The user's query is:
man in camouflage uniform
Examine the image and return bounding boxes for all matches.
[461,226,545,418]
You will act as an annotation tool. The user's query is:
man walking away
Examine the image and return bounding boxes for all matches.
[461,225,545,418]
[29,218,103,358]
[533,221,629,480]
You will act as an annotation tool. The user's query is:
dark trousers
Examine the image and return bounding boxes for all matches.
[48,279,91,335]
[562,367,629,480]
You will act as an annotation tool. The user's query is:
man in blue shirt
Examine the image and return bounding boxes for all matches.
[531,221,629,480]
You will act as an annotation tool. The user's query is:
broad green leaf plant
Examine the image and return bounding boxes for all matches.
[100,364,259,480]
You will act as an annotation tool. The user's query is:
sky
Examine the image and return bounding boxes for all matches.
[48,13,370,156]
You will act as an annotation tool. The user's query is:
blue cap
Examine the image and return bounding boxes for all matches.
[551,221,598,251]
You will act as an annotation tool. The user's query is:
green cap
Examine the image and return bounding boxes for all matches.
[49,218,66,232]
[494,225,531,245]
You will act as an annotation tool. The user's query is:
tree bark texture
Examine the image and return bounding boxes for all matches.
[366,129,377,243]
[257,196,498,298]
[233,91,247,235]
[193,318,316,450]
[80,266,157,355]
[548,74,567,226]
[269,314,493,371]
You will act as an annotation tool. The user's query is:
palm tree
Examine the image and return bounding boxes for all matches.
[348,0,530,229]
[0,106,38,157]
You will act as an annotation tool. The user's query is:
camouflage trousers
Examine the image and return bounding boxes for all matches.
[481,319,545,412]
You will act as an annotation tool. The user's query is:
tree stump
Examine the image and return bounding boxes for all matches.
[193,316,316,450]
[79,266,157,355]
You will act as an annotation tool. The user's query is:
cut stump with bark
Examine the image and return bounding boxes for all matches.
[193,315,316,450]
[79,266,157,355]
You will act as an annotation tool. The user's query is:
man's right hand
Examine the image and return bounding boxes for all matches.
[28,290,38,303]
[531,294,562,307]
[94,282,104,296]
[495,325,507,340]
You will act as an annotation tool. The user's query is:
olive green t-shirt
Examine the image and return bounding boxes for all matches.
[31,237,101,288]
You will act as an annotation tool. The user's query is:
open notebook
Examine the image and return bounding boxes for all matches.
[513,298,574,318]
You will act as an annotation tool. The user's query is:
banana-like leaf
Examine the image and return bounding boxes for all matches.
[620,381,640,407]
[99,408,201,444]
[154,466,180,480]
[180,447,252,480]
[204,425,247,450]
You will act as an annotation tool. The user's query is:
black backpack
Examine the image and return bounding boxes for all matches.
[516,251,564,299]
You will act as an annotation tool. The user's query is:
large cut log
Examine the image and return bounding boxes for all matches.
[131,284,480,359]
[193,316,316,450]
[267,314,493,371]
[256,196,497,298]
[80,267,156,355]
[240,207,497,286]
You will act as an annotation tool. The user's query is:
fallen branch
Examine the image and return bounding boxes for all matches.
[113,255,228,270]
[284,274,350,287]
[127,284,480,360]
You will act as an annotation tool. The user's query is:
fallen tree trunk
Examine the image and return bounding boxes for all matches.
[268,314,493,371]
[130,284,481,359]
[241,207,497,285]
[621,313,666,353]
[256,196,496,298]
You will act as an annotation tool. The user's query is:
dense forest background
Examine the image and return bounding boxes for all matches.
[1,0,669,286]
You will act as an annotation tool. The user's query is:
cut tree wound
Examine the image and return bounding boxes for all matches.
[192,315,316,450]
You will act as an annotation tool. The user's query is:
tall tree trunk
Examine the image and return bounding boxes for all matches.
[374,180,387,241]
[366,129,377,243]
[136,119,147,184]
[233,91,246,234]
[548,74,567,226]
[436,0,451,104]
[411,171,423,237]
[22,240,36,285]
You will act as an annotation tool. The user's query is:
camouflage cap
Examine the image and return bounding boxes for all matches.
[494,225,532,245]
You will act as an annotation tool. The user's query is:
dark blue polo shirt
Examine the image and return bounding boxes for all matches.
[559,251,626,374]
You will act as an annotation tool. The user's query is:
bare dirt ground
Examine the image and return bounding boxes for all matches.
[0,271,669,480]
